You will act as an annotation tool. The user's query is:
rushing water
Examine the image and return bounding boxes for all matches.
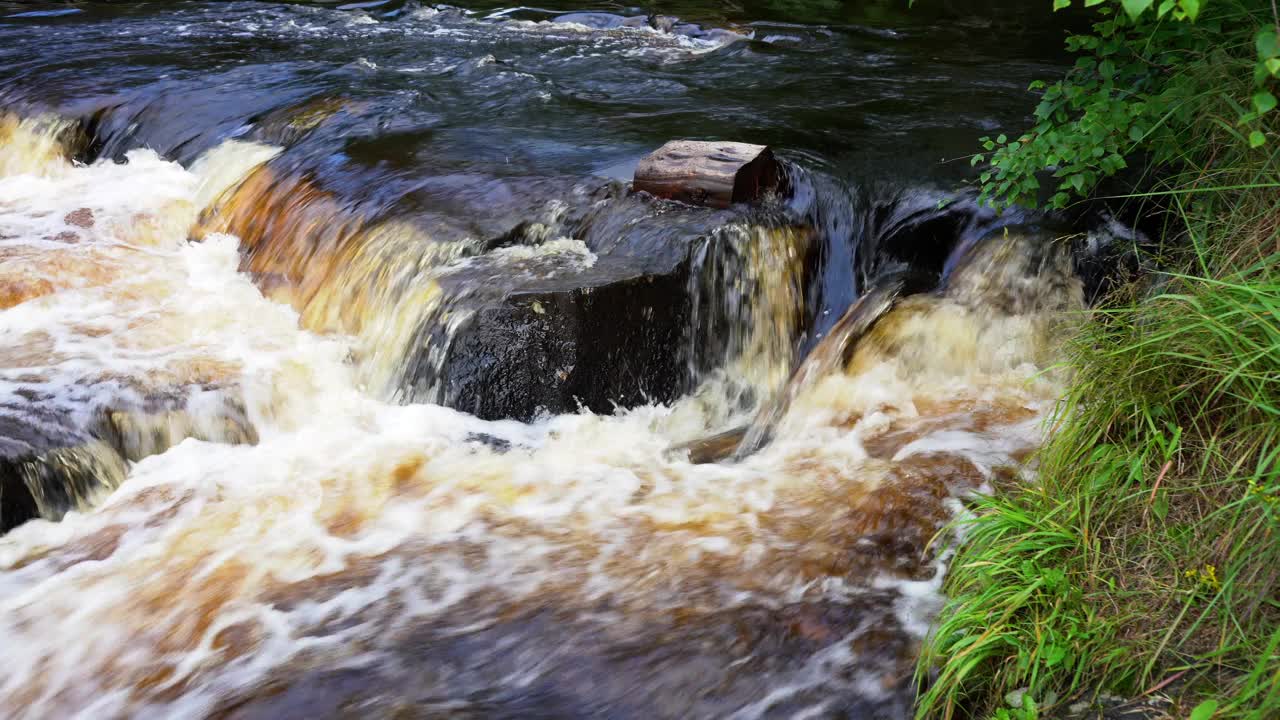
[0,2,1098,717]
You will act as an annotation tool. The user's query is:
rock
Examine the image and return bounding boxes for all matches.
[633,140,786,209]
[63,208,94,228]
[1,392,258,534]
[0,412,128,534]
[204,148,806,423]
[395,188,808,422]
[464,432,514,453]
[1005,687,1030,709]
[553,12,649,30]
[671,425,747,464]
[414,254,695,422]
[854,189,1021,294]
[650,15,677,33]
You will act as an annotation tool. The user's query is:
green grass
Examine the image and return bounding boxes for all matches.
[915,182,1280,719]
[915,2,1280,716]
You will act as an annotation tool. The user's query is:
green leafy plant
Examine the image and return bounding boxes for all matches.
[970,0,1279,209]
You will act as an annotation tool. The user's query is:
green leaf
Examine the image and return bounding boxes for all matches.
[1121,0,1154,20]
[1254,91,1278,114]
[1250,130,1267,148]
[1128,125,1145,142]
[1257,62,1274,86]
[1043,644,1069,667]
[1189,700,1218,720]
[997,134,1008,144]
[1153,490,1169,520]
[1267,58,1280,77]
[1157,0,1175,17]
[1104,153,1127,171]
[1258,29,1280,60]
[1054,0,1071,10]
[1085,0,1106,6]
[1178,0,1199,21]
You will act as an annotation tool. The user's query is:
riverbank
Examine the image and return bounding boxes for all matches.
[915,1,1280,716]
[918,184,1279,719]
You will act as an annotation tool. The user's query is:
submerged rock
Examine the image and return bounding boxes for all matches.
[552,12,653,30]
[0,413,127,534]
[0,393,258,534]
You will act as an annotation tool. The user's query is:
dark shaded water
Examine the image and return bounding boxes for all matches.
[2,0,1069,175]
[0,2,1098,718]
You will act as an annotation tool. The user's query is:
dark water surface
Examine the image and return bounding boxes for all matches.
[2,0,1070,178]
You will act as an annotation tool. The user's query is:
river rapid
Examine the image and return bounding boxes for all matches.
[1,2,1096,718]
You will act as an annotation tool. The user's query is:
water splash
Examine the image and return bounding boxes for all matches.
[734,275,903,460]
[0,114,293,530]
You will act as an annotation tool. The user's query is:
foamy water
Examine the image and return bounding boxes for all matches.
[0,113,1079,718]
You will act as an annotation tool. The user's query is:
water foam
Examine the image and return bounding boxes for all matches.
[0,113,1076,717]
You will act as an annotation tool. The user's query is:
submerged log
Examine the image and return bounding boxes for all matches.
[670,425,748,465]
[732,276,903,460]
[633,140,785,209]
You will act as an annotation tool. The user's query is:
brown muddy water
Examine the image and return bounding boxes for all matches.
[0,2,1124,717]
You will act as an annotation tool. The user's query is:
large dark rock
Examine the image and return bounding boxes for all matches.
[395,188,806,422]
[431,257,694,422]
[853,188,1029,293]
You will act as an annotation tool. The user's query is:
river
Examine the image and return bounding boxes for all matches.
[1,2,1098,717]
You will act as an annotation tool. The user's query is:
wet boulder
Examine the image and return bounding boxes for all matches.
[552,12,653,30]
[396,196,706,422]
[853,189,1023,293]
[398,189,806,422]
[0,412,127,534]
[202,144,806,423]
[430,256,693,422]
[0,391,257,534]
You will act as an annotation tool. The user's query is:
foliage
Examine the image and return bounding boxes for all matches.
[913,2,1280,717]
[917,164,1280,718]
[917,190,1280,717]
[969,0,1280,209]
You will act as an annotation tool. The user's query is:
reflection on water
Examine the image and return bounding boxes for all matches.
[0,3,1090,718]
